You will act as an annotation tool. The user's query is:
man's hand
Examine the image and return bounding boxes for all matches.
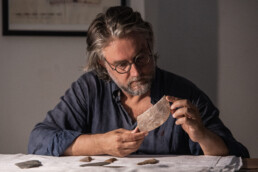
[64,127,148,157]
[99,128,148,157]
[166,96,229,156]
[166,96,205,142]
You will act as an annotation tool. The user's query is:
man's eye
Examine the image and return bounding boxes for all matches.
[137,56,145,62]
[117,62,129,70]
[136,55,148,65]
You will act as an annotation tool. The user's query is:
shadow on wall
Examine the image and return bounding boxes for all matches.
[146,0,218,104]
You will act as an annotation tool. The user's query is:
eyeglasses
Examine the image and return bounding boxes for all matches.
[104,53,153,74]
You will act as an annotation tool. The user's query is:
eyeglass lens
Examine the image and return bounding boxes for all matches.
[115,55,150,73]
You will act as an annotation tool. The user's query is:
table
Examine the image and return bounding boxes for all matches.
[239,158,258,171]
[0,153,248,172]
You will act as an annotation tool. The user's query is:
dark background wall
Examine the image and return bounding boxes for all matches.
[146,0,218,104]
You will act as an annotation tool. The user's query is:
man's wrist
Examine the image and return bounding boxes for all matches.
[195,127,209,144]
[197,129,229,156]
[92,133,106,155]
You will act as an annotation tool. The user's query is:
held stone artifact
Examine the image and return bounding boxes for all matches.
[137,96,170,132]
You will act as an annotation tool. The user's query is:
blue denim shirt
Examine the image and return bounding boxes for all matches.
[28,67,249,157]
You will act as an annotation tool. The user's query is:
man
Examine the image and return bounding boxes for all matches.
[28,6,249,158]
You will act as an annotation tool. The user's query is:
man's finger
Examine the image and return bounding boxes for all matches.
[131,127,140,133]
[132,127,149,136]
[115,128,128,133]
[175,117,187,125]
[119,147,140,157]
[121,139,143,149]
[123,132,147,142]
[166,96,181,103]
[171,99,190,110]
[172,107,187,118]
[172,107,196,119]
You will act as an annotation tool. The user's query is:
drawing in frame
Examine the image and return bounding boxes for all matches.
[2,0,126,36]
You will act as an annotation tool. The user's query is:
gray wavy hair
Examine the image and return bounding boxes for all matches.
[84,6,156,81]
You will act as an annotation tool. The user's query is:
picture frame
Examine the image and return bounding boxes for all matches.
[2,0,126,36]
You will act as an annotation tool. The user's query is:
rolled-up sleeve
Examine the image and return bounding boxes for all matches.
[28,78,89,156]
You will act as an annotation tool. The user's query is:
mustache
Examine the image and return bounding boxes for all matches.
[128,75,153,83]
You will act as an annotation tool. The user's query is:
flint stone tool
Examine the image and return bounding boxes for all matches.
[105,158,117,163]
[137,96,170,132]
[80,156,93,162]
[80,157,118,167]
[15,160,42,169]
[80,162,110,167]
[137,158,159,165]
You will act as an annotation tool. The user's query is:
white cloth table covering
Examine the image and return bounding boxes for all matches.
[0,154,242,172]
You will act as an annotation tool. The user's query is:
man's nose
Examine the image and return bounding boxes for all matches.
[129,63,140,77]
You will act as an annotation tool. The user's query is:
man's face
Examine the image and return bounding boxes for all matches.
[102,36,155,96]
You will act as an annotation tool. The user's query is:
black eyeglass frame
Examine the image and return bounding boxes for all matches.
[104,54,153,74]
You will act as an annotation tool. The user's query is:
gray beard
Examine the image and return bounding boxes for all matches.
[119,76,152,96]
[108,69,155,96]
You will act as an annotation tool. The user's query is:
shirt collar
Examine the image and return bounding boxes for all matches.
[110,80,121,103]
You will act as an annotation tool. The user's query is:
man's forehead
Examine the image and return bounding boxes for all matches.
[103,36,147,61]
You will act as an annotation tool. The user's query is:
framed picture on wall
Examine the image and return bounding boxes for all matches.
[2,0,126,36]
